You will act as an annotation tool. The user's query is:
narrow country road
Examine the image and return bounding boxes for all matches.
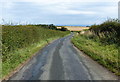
[9,33,118,80]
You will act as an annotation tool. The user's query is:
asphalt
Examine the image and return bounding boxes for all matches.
[9,33,118,80]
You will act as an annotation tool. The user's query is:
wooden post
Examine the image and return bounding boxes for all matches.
[118,1,120,22]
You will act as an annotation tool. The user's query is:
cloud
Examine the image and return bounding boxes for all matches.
[53,9,96,15]
[3,0,119,2]
[2,0,98,15]
[1,0,14,9]
[1,0,119,25]
[40,3,97,15]
[58,10,96,15]
[2,0,119,7]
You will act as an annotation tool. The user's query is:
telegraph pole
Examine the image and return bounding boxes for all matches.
[118,1,120,20]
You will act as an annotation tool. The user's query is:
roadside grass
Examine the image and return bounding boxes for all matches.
[2,37,60,79]
[72,35,119,76]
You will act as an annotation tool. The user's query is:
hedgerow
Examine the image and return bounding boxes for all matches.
[72,19,120,76]
[2,25,68,62]
[89,19,120,45]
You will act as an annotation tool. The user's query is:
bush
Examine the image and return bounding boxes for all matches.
[60,27,68,31]
[2,25,68,62]
[89,19,120,45]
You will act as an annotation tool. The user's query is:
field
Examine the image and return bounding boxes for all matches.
[2,25,69,79]
[57,26,90,31]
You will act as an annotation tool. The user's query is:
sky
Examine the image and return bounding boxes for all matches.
[1,0,119,26]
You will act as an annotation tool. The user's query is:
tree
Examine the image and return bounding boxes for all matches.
[60,27,68,31]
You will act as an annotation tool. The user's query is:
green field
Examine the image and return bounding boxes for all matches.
[2,25,69,79]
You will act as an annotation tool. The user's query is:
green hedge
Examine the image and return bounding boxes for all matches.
[89,19,120,45]
[2,25,68,62]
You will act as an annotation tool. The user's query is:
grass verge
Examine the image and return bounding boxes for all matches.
[71,35,119,76]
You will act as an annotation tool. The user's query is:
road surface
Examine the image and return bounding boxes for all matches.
[9,33,118,80]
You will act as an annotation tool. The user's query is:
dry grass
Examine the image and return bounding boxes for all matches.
[57,26,90,31]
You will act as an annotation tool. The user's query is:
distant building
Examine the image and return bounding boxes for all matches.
[118,1,120,20]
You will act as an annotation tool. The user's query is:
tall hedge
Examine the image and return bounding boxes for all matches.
[2,25,68,61]
[89,19,120,45]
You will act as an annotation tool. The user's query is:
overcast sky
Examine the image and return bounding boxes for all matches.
[1,0,119,26]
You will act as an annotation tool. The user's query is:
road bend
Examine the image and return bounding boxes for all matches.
[9,33,118,80]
